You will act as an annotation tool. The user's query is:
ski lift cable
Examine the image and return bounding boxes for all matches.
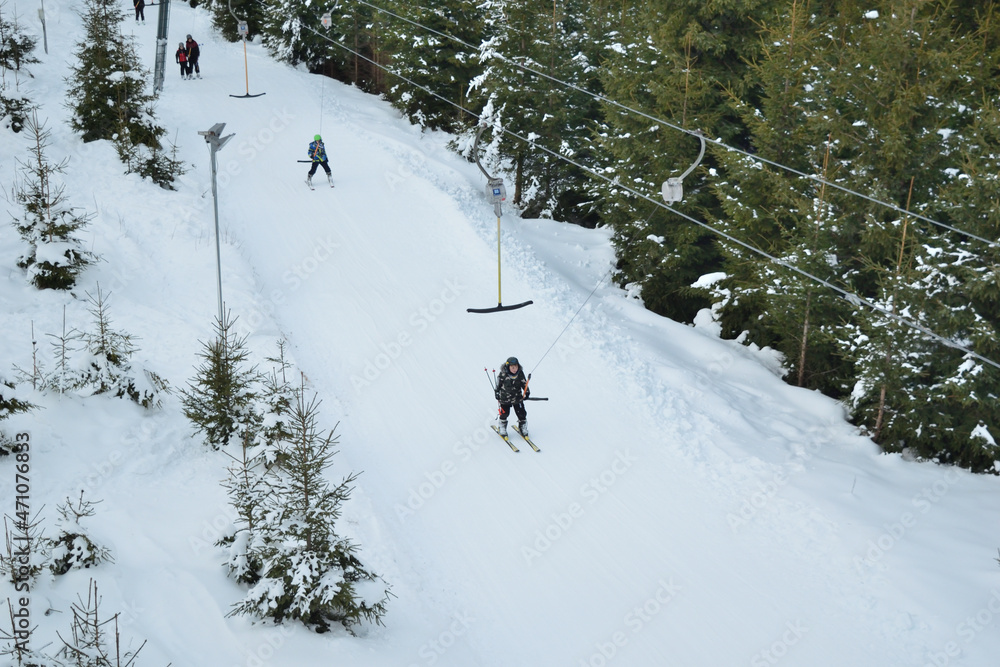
[338,0,998,250]
[301,24,1000,373]
[531,268,611,375]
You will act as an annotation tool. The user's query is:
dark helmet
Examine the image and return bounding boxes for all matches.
[186,34,193,40]
[506,357,519,367]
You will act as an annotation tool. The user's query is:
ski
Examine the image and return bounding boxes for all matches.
[512,425,540,452]
[491,425,519,452]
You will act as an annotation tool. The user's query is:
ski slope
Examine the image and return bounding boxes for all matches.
[1,3,998,666]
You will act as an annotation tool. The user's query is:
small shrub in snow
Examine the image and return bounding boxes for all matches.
[76,286,168,408]
[48,491,113,576]
[56,579,147,667]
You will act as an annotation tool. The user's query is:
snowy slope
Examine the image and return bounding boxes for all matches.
[1,3,999,666]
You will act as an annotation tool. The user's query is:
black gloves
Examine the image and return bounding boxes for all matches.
[524,387,530,399]
[494,389,500,401]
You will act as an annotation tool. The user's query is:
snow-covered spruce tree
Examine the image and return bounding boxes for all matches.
[10,114,93,290]
[49,491,113,576]
[706,4,854,396]
[592,0,783,321]
[182,311,262,450]
[66,0,179,188]
[218,342,299,584]
[0,0,39,133]
[77,286,168,408]
[230,391,390,633]
[258,0,339,70]
[914,102,1000,472]
[257,339,297,465]
[209,0,265,42]
[218,434,274,586]
[0,373,33,456]
[460,0,601,222]
[380,0,483,133]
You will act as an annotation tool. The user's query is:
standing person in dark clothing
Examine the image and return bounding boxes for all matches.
[175,42,188,79]
[134,0,145,22]
[185,35,201,79]
[306,134,333,188]
[495,357,529,437]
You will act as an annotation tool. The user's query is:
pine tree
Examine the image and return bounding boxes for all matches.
[380,0,483,133]
[257,339,297,465]
[10,114,94,290]
[182,311,262,450]
[0,374,32,422]
[460,0,601,221]
[0,0,39,133]
[707,2,854,395]
[258,0,340,69]
[230,391,390,632]
[217,342,298,583]
[66,0,178,186]
[803,2,988,462]
[0,373,33,456]
[77,286,168,408]
[593,0,783,321]
[209,0,265,43]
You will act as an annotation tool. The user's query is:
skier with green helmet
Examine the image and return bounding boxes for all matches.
[495,357,529,437]
[306,134,333,188]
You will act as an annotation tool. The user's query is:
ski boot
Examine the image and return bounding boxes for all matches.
[499,420,508,437]
[518,421,528,437]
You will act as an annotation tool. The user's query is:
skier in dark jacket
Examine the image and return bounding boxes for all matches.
[134,0,145,22]
[175,43,188,78]
[307,134,333,187]
[495,357,529,437]
[185,35,201,78]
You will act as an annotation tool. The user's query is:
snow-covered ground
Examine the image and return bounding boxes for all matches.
[1,2,999,666]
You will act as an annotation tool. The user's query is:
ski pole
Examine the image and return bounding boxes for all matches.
[484,367,496,391]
